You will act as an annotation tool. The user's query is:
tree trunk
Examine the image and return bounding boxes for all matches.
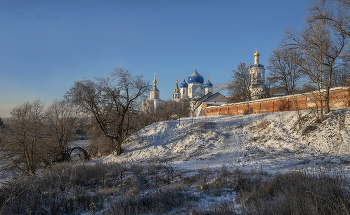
[115,131,123,155]
[325,86,330,113]
[319,89,323,119]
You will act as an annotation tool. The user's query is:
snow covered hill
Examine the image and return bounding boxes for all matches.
[2,109,350,214]
[100,108,350,175]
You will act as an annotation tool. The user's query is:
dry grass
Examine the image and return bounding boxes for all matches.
[0,160,185,214]
[1,161,349,215]
[104,183,194,215]
[190,200,238,215]
[302,125,318,135]
[238,170,350,215]
[249,119,271,137]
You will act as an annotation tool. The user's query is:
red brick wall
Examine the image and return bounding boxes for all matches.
[202,87,350,116]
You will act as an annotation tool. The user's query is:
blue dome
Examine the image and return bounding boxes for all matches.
[180,78,188,88]
[204,80,213,88]
[188,69,204,84]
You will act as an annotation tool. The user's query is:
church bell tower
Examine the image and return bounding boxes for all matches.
[150,73,160,99]
[249,50,268,100]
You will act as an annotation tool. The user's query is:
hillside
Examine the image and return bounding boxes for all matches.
[2,108,350,214]
[101,108,350,175]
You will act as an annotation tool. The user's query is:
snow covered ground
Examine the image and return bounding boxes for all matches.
[2,109,349,214]
[99,108,350,176]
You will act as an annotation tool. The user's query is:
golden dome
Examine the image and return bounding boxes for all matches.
[254,50,260,57]
[153,78,157,85]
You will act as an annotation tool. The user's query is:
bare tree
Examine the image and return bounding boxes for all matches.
[0,118,3,146]
[284,17,346,114]
[65,68,151,155]
[45,100,78,162]
[309,0,350,38]
[139,99,190,128]
[227,62,251,103]
[267,46,304,95]
[309,0,350,86]
[331,62,350,86]
[0,100,48,176]
[0,118,4,129]
[297,82,318,93]
[171,99,190,125]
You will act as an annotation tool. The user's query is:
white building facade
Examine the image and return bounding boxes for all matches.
[204,78,213,95]
[249,51,268,100]
[180,77,189,99]
[142,75,165,113]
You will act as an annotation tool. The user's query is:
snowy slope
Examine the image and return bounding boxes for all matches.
[100,108,350,175]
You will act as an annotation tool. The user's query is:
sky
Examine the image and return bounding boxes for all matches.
[0,0,311,117]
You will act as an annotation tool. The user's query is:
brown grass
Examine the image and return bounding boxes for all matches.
[238,171,350,215]
[1,162,349,215]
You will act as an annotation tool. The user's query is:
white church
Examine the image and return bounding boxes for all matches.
[142,50,267,114]
[142,65,224,114]
[173,65,214,101]
[141,74,165,113]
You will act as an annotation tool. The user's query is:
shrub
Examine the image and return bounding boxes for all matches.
[238,171,350,215]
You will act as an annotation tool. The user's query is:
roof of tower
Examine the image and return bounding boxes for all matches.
[151,80,159,91]
[175,79,179,90]
[151,85,159,91]
[204,79,213,88]
[180,77,188,88]
[188,67,204,84]
[152,72,159,89]
[251,50,264,68]
[254,50,260,57]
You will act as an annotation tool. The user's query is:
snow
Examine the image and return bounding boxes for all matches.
[2,108,350,214]
[97,108,350,176]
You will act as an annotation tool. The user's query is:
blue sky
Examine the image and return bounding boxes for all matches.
[0,0,310,117]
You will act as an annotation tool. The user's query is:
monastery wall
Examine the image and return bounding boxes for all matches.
[202,87,350,116]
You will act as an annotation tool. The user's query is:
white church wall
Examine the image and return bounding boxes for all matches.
[189,83,204,98]
[181,88,188,99]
